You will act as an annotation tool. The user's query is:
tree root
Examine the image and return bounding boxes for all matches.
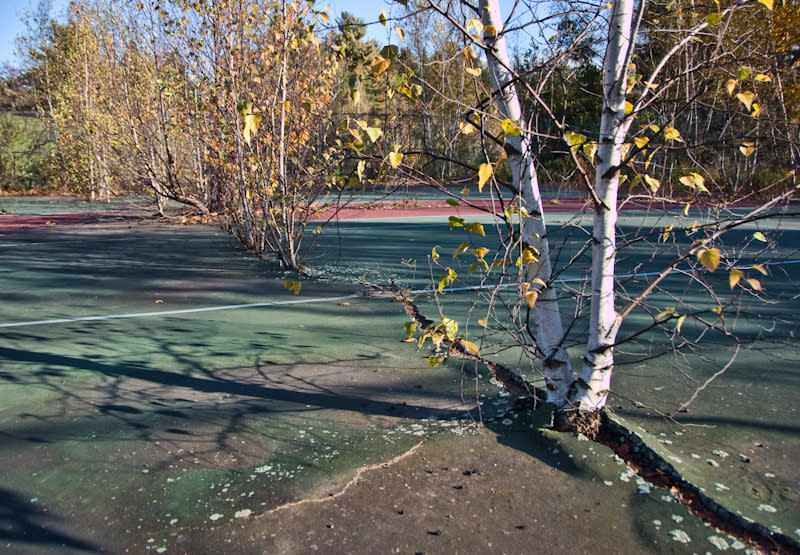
[396,294,800,554]
[593,413,800,554]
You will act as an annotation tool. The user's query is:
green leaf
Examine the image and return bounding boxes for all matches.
[446,199,460,207]
[706,12,721,25]
[735,67,751,81]
[379,9,388,26]
[464,222,485,236]
[404,321,417,340]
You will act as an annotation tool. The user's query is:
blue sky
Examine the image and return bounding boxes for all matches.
[0,0,396,67]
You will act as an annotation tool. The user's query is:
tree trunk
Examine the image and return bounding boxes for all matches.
[569,0,637,413]
[480,0,574,407]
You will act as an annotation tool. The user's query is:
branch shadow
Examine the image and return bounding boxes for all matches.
[0,488,102,553]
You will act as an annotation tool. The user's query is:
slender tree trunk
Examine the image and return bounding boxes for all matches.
[480,0,574,407]
[569,0,637,413]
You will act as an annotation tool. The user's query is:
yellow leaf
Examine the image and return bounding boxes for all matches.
[478,317,488,328]
[466,17,483,34]
[465,66,482,77]
[726,78,737,96]
[754,73,772,82]
[752,231,767,242]
[525,290,539,308]
[501,119,521,136]
[428,355,445,368]
[459,121,477,135]
[371,56,391,78]
[478,163,492,192]
[644,174,660,194]
[388,151,403,169]
[284,280,302,295]
[747,278,762,290]
[365,127,382,143]
[582,141,598,163]
[739,142,755,156]
[712,305,723,314]
[564,130,587,150]
[379,9,388,26]
[460,340,480,355]
[396,26,405,41]
[758,0,773,10]
[404,321,417,340]
[462,46,477,59]
[624,100,633,115]
[661,224,673,242]
[664,126,683,142]
[729,268,743,289]
[751,104,764,117]
[453,241,470,258]
[471,247,490,260]
[464,222,485,236]
[736,91,755,111]
[752,264,767,275]
[676,314,687,333]
[243,114,261,146]
[483,24,497,37]
[633,136,649,149]
[698,248,721,272]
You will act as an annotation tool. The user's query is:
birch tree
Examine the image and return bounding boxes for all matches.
[388,0,794,430]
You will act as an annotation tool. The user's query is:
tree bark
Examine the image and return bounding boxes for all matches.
[569,0,637,412]
[479,0,574,407]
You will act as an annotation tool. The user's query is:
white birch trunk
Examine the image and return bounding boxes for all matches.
[480,0,574,406]
[570,0,637,412]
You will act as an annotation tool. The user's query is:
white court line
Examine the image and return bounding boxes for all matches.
[0,293,361,329]
[1,260,798,330]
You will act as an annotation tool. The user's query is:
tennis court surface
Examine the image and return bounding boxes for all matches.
[1,197,798,553]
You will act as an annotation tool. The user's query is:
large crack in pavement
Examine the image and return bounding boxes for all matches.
[397,294,800,554]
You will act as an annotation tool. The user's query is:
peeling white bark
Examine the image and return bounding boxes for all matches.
[480,0,574,406]
[570,0,637,412]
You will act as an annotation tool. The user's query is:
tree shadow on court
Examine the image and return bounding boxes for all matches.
[0,488,102,553]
